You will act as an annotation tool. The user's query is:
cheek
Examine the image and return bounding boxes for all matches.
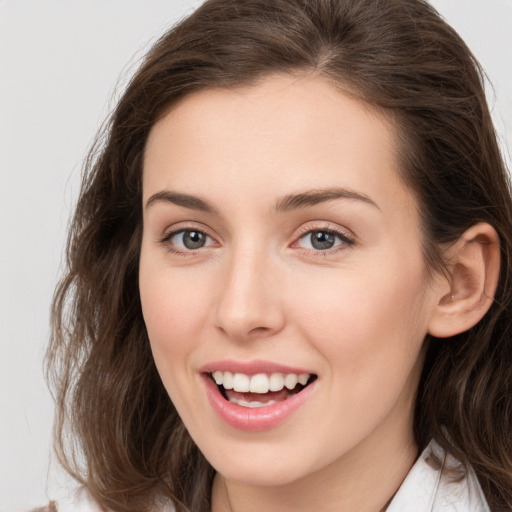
[287,261,431,446]
[289,258,431,377]
[139,260,214,423]
[139,257,210,366]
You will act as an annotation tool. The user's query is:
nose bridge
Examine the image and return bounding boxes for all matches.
[214,238,283,340]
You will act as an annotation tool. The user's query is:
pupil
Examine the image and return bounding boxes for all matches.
[311,231,335,250]
[183,231,205,249]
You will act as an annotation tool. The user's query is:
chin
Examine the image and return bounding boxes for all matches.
[192,431,333,488]
[211,455,311,487]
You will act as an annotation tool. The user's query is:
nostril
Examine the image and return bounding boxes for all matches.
[247,326,271,336]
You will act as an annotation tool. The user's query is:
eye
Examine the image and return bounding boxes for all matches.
[162,229,216,252]
[296,229,352,251]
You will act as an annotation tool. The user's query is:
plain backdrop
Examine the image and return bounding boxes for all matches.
[0,1,511,510]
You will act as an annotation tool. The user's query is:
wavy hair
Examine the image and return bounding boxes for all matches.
[47,0,512,511]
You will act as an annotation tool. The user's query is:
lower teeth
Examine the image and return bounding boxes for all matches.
[229,398,278,408]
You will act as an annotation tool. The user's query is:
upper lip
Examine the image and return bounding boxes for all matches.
[199,359,315,376]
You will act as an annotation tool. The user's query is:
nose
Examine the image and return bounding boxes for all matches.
[214,245,285,342]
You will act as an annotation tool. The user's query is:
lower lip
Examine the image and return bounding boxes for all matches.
[202,375,316,432]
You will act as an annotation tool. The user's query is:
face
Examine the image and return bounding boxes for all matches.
[139,75,442,487]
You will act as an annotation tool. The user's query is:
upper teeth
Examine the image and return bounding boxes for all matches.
[211,371,310,393]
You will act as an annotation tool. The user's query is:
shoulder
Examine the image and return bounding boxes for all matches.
[387,440,490,512]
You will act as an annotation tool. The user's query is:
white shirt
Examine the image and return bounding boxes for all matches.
[49,440,489,512]
[388,440,490,512]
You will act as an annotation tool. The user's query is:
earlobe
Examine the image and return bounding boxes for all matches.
[428,223,500,338]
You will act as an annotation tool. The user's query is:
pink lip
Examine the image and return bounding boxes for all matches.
[200,359,313,376]
[201,370,317,432]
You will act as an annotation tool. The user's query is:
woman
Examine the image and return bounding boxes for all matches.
[46,0,512,511]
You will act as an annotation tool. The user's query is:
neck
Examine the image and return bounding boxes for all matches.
[211,425,418,512]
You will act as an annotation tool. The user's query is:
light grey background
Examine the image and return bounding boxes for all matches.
[0,1,511,510]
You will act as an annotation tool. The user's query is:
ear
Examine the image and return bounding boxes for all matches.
[428,222,500,338]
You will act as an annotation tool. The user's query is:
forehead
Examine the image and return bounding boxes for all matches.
[142,74,416,219]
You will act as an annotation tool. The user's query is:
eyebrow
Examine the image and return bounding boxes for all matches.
[145,190,218,213]
[145,187,379,214]
[275,187,379,212]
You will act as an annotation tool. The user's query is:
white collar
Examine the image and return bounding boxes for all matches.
[387,440,490,512]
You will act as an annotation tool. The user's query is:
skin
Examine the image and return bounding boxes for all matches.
[139,74,448,512]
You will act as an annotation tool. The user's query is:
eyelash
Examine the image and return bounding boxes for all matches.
[158,224,355,256]
[159,225,217,256]
[293,225,355,256]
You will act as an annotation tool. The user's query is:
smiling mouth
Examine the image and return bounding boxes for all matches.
[209,371,318,408]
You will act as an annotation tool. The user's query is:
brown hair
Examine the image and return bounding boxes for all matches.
[47,1,512,511]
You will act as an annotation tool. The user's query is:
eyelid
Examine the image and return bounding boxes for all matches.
[294,221,354,240]
[159,221,215,242]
